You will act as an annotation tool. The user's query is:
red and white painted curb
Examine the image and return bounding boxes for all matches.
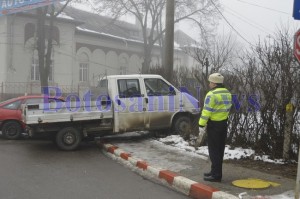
[96,141,238,199]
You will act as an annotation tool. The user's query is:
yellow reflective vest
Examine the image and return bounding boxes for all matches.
[199,87,232,127]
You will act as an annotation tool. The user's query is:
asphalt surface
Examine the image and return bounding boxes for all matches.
[101,133,296,198]
[0,138,189,199]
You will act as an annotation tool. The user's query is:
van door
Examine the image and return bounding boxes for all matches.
[115,78,148,132]
[144,78,177,129]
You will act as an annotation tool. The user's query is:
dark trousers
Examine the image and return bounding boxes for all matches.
[207,119,228,179]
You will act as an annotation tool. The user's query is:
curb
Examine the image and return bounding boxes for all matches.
[96,141,238,199]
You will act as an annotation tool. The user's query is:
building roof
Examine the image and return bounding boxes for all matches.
[174,30,197,47]
[59,4,196,47]
[19,3,196,48]
[61,5,142,41]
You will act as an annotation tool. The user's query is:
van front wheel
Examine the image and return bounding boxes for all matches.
[173,116,191,140]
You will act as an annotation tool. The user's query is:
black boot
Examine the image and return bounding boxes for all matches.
[203,176,221,182]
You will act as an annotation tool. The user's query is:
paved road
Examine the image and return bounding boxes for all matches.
[0,138,189,199]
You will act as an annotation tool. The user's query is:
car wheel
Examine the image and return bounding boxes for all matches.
[173,116,191,140]
[55,127,82,151]
[2,121,22,140]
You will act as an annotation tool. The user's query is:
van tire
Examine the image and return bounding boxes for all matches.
[56,127,82,151]
[173,116,191,140]
[2,121,22,140]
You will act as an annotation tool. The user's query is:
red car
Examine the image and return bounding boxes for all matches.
[0,95,64,140]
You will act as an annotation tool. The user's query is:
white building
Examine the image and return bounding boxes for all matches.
[0,5,197,99]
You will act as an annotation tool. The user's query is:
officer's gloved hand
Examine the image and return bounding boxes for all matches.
[198,127,206,137]
[195,126,206,147]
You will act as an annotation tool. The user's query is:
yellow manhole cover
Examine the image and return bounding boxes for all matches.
[232,179,280,189]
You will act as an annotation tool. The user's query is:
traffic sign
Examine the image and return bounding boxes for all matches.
[294,29,300,63]
[0,0,62,16]
[294,0,300,20]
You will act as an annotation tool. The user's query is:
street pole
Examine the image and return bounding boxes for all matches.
[293,4,300,197]
[0,82,3,101]
[296,146,300,199]
[164,0,175,82]
[205,58,209,78]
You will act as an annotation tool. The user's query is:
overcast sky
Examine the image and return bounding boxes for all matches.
[70,0,299,48]
[178,0,299,47]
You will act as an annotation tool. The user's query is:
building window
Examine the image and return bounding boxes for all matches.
[78,52,89,82]
[25,23,60,45]
[31,59,40,81]
[48,62,53,81]
[79,63,89,82]
[119,57,128,75]
[120,66,128,75]
[31,59,54,81]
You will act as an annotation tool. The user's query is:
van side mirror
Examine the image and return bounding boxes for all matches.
[169,86,176,95]
[117,99,121,105]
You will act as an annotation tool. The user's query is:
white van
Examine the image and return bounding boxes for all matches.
[23,74,200,150]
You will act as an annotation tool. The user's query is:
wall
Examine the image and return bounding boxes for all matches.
[75,33,144,86]
[0,16,8,84]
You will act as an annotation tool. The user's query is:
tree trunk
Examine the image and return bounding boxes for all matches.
[36,7,49,93]
[141,45,153,74]
[36,5,56,94]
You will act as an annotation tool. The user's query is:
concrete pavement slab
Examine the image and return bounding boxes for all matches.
[95,139,295,199]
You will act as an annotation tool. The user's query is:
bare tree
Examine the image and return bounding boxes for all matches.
[35,1,75,93]
[184,32,239,104]
[93,0,221,74]
[228,26,300,160]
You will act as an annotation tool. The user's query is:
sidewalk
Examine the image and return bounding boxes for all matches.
[95,137,295,199]
[179,157,295,198]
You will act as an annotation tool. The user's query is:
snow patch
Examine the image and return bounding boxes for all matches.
[158,135,287,164]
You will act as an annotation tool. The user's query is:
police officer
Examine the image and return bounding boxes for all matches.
[198,73,232,182]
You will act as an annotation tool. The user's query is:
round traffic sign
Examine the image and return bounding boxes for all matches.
[294,29,300,63]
